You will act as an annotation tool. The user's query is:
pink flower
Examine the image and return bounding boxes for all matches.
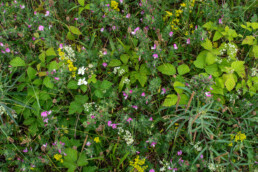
[0,42,3,46]
[59,44,63,49]
[54,77,59,81]
[136,151,140,154]
[195,25,198,30]
[23,148,28,153]
[131,27,140,35]
[149,169,155,172]
[132,105,138,110]
[2,50,6,54]
[210,87,213,90]
[28,25,32,28]
[161,88,166,95]
[38,25,44,31]
[5,48,10,53]
[20,5,25,9]
[91,115,95,119]
[86,141,91,146]
[108,121,112,126]
[43,118,49,123]
[187,38,190,44]
[112,26,116,30]
[169,31,173,37]
[129,90,133,94]
[120,0,123,3]
[74,18,78,20]
[34,11,37,15]
[200,154,203,159]
[58,149,61,154]
[100,28,104,32]
[103,51,107,55]
[102,62,107,67]
[123,92,128,99]
[149,117,153,121]
[151,44,156,50]
[127,118,132,123]
[153,54,158,59]
[141,92,145,97]
[173,44,178,50]
[208,75,212,79]
[205,92,212,97]
[112,124,117,129]
[45,11,50,16]
[32,37,36,41]
[126,14,131,18]
[219,18,222,24]
[43,143,47,148]
[177,150,182,155]
[151,142,157,147]
[41,111,48,118]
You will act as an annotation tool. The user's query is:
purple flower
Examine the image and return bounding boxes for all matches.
[43,143,47,148]
[151,44,156,50]
[86,141,91,146]
[32,37,36,41]
[5,48,10,53]
[91,115,95,119]
[112,124,117,129]
[208,75,212,79]
[205,92,212,97]
[108,121,112,126]
[129,90,133,94]
[151,142,157,147]
[141,92,145,97]
[59,44,63,49]
[74,18,78,20]
[102,62,107,67]
[38,25,44,31]
[173,44,178,50]
[0,42,3,46]
[45,11,50,16]
[41,111,48,118]
[169,32,173,37]
[54,77,59,81]
[200,154,204,159]
[153,54,158,59]
[219,18,222,24]
[149,170,155,172]
[149,117,153,121]
[131,27,140,35]
[132,105,138,110]
[43,118,49,123]
[177,150,182,155]
[127,118,132,123]
[126,14,131,18]
[100,28,104,32]
[161,88,166,95]
[28,25,32,28]
[23,148,28,153]
[187,38,190,44]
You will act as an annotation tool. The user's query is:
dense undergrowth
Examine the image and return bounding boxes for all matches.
[0,0,257,171]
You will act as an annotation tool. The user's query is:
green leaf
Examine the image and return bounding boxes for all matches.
[202,21,214,30]
[39,52,46,63]
[83,166,98,172]
[74,95,88,104]
[213,31,223,41]
[201,38,213,50]
[101,80,113,90]
[88,74,97,83]
[177,64,190,75]
[10,57,26,67]
[136,73,147,87]
[27,67,37,80]
[205,52,217,65]
[69,101,83,114]
[78,0,84,6]
[84,4,91,10]
[173,81,185,94]
[46,47,57,56]
[242,36,255,45]
[120,54,129,64]
[63,161,77,172]
[205,64,219,77]
[48,61,59,71]
[67,32,75,40]
[43,76,54,89]
[162,94,178,107]
[253,45,258,59]
[139,64,150,75]
[179,94,189,105]
[23,118,36,125]
[80,85,87,92]
[67,80,79,89]
[194,51,207,69]
[109,59,122,67]
[157,63,176,75]
[77,153,88,166]
[94,90,103,98]
[69,26,82,35]
[225,75,235,91]
[231,61,245,78]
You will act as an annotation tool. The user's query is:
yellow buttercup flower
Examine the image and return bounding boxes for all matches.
[228,142,233,147]
[94,137,100,143]
[54,154,62,161]
[181,3,186,7]
[111,1,120,11]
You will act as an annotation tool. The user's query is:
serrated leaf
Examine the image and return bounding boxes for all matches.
[69,101,83,114]
[39,52,46,63]
[213,31,223,41]
[225,75,235,91]
[69,26,82,35]
[67,80,79,89]
[205,52,217,65]
[202,21,214,30]
[242,36,255,45]
[101,80,113,90]
[179,94,189,105]
[48,60,59,71]
[23,118,36,125]
[43,76,54,89]
[78,0,84,6]
[27,67,37,80]
[162,94,178,107]
[139,64,150,75]
[194,51,207,69]
[10,57,26,67]
[77,154,88,166]
[46,47,57,56]
[120,54,129,64]
[201,38,213,50]
[80,85,87,92]
[205,64,219,77]
[157,63,176,75]
[136,73,147,87]
[231,61,245,78]
[109,59,122,67]
[173,81,185,94]
[67,32,75,40]
[177,64,190,75]
[253,45,258,59]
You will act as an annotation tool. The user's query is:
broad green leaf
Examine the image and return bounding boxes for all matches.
[67,32,75,40]
[80,85,87,92]
[109,59,122,67]
[173,81,185,94]
[46,47,57,56]
[10,57,26,67]
[48,60,59,71]
[120,54,129,64]
[250,22,258,30]
[74,95,88,104]
[69,26,82,35]
[63,161,77,172]
[27,67,37,80]
[43,76,54,89]
[194,51,207,69]
[157,63,176,75]
[225,75,235,91]
[139,64,150,75]
[205,52,217,65]
[162,94,178,107]
[202,21,214,30]
[136,73,147,87]
[177,64,190,75]
[83,166,98,172]
[69,101,83,114]
[67,80,79,89]
[253,45,258,59]
[213,31,223,41]
[101,80,113,90]
[77,153,88,166]
[242,36,255,45]
[94,90,103,98]
[78,0,84,6]
[231,61,245,78]
[39,52,46,63]
[201,38,213,50]
[179,94,189,105]
[205,64,219,77]
[23,118,36,125]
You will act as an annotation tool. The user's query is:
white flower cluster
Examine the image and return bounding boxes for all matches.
[119,69,125,76]
[113,67,125,76]
[78,66,86,75]
[78,78,88,86]
[64,45,76,61]
[226,43,238,59]
[219,48,227,55]
[118,127,134,145]
[191,141,202,152]
[215,58,222,64]
[208,163,218,172]
[123,77,130,84]
[159,159,172,171]
[0,105,6,116]
[251,68,257,77]
[83,102,97,112]
[113,67,120,74]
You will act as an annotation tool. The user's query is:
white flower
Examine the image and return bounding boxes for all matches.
[88,64,93,68]
[78,66,86,75]
[78,78,88,86]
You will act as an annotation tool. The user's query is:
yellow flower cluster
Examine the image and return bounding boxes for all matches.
[228,131,247,146]
[58,48,77,77]
[94,137,100,143]
[111,1,120,11]
[54,154,64,163]
[129,156,148,172]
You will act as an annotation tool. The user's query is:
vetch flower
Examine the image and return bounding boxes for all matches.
[173,44,178,49]
[132,105,138,110]
[153,54,158,59]
[108,121,112,126]
[0,42,3,46]
[86,141,91,146]
[41,111,48,118]
[141,92,145,97]
[100,28,104,32]
[177,150,182,155]
[151,142,157,147]
[127,118,132,123]
[149,169,155,172]
[126,13,131,18]
[45,11,50,16]
[169,32,173,37]
[54,77,59,81]
[161,88,166,95]
[149,117,153,121]
[102,62,107,67]
[38,25,44,31]
[5,48,10,53]
[23,148,28,153]
[151,44,156,50]
[205,92,212,97]
[131,27,140,35]
[219,18,222,24]
[187,38,190,44]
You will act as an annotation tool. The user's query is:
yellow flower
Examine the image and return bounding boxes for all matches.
[111,1,120,11]
[181,3,186,7]
[228,142,233,147]
[54,154,62,161]
[130,156,148,172]
[94,137,100,143]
